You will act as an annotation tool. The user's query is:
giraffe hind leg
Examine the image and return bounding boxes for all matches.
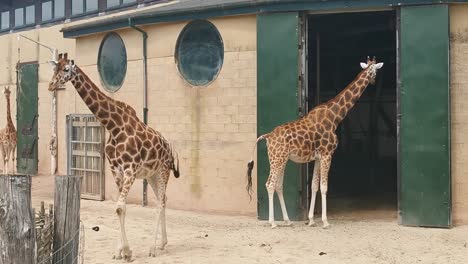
[265,155,288,229]
[147,172,169,257]
[308,159,320,226]
[319,155,332,229]
[275,167,291,226]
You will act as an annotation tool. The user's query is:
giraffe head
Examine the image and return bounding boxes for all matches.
[48,53,77,91]
[3,86,11,99]
[360,56,384,85]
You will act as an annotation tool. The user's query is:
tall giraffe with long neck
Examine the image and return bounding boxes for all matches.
[48,53,180,261]
[246,57,383,228]
[0,86,17,174]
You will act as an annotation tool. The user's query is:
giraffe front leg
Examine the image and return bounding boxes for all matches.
[113,172,134,262]
[319,156,332,229]
[308,159,320,226]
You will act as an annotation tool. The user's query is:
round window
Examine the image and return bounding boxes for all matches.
[175,20,224,86]
[98,32,127,92]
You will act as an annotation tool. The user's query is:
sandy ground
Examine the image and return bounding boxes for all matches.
[31,177,468,264]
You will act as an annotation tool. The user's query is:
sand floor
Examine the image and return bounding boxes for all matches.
[30,185,468,264]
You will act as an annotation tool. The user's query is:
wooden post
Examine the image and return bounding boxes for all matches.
[0,175,36,264]
[53,175,82,264]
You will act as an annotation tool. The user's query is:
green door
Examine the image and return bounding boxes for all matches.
[257,12,305,220]
[17,63,39,175]
[399,5,450,227]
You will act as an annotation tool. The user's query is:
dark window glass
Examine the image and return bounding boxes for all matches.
[55,0,65,18]
[175,20,224,86]
[86,0,98,12]
[98,33,127,91]
[15,8,24,27]
[72,0,84,15]
[123,0,136,4]
[42,1,53,21]
[1,11,9,30]
[25,5,35,25]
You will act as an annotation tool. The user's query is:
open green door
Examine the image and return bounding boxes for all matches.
[257,12,305,221]
[399,5,450,227]
[17,63,39,175]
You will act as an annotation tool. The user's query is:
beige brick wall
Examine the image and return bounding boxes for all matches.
[0,24,76,177]
[73,15,258,215]
[450,4,468,224]
[0,14,257,215]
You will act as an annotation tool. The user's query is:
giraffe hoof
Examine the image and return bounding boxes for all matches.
[271,223,278,229]
[284,220,292,226]
[148,246,157,257]
[114,247,132,262]
[322,223,331,229]
[308,221,317,227]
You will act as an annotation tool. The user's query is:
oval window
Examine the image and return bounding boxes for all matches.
[175,20,224,86]
[98,32,127,92]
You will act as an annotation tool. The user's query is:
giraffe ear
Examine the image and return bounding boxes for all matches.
[360,62,368,69]
[375,62,384,69]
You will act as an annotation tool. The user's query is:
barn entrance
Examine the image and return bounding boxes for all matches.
[306,11,397,218]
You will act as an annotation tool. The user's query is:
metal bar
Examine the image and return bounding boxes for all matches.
[70,168,101,173]
[395,8,402,225]
[315,31,320,105]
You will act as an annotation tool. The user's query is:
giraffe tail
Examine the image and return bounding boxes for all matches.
[170,146,180,178]
[246,134,269,201]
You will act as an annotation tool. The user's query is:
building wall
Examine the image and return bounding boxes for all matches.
[450,4,468,225]
[0,14,257,215]
[71,15,258,215]
[0,24,77,177]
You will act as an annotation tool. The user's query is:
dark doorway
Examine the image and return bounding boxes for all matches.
[307,11,397,216]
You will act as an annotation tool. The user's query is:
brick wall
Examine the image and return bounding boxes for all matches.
[74,15,258,215]
[450,5,468,224]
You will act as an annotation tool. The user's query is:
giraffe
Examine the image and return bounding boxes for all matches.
[48,53,180,261]
[0,86,17,174]
[246,56,383,228]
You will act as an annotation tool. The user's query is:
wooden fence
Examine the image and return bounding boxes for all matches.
[0,175,83,264]
[0,175,36,264]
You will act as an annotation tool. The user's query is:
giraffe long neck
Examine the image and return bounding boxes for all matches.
[5,95,14,130]
[70,66,122,131]
[327,69,371,126]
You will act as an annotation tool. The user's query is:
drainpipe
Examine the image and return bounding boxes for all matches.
[128,19,149,207]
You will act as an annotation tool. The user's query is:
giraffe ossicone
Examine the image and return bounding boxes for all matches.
[247,56,384,228]
[48,53,180,262]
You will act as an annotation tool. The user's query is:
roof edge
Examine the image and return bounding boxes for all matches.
[62,0,462,38]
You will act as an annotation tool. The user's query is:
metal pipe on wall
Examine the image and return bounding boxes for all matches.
[128,19,149,206]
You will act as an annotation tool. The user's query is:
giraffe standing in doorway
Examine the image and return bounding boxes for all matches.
[48,53,180,261]
[0,86,17,174]
[246,57,383,228]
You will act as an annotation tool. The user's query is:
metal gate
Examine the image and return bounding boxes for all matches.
[67,114,105,200]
